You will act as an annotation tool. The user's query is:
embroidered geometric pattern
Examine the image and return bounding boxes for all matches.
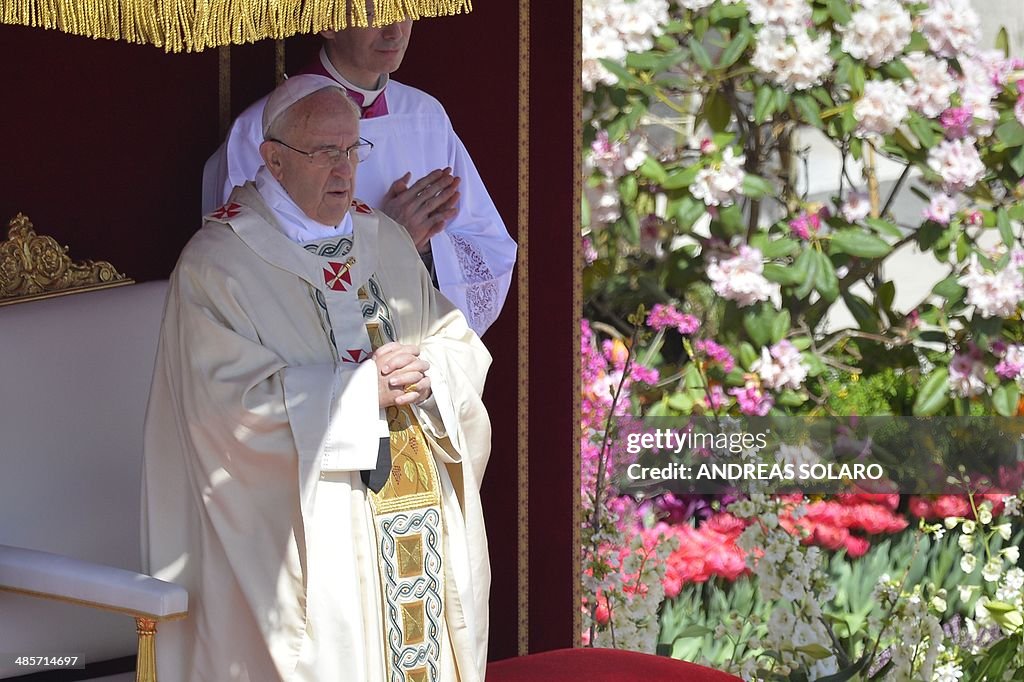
[376,509,444,682]
[449,233,499,331]
[209,202,242,220]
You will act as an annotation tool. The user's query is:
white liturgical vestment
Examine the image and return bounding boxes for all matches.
[142,183,492,682]
[205,49,517,336]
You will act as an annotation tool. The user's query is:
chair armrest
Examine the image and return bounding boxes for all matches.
[0,544,187,620]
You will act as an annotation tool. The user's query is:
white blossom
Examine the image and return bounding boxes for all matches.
[839,0,912,67]
[982,558,1003,583]
[948,349,987,398]
[582,0,670,91]
[690,147,747,207]
[752,340,809,391]
[854,80,909,137]
[751,27,834,91]
[933,661,964,682]
[746,0,812,34]
[706,246,778,307]
[919,0,982,58]
[924,193,958,225]
[902,52,957,118]
[840,191,872,222]
[958,256,1024,319]
[928,139,985,192]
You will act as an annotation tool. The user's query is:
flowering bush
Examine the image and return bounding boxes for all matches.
[581,0,1024,678]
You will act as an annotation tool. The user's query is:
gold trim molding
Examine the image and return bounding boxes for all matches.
[0,214,133,306]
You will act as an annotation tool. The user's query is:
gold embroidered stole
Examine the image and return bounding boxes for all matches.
[359,284,447,682]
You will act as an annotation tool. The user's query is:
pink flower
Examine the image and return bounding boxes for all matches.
[924,193,958,225]
[695,339,736,372]
[940,107,973,139]
[730,381,774,415]
[1016,94,1024,127]
[995,344,1024,380]
[840,192,871,223]
[705,384,727,410]
[646,303,700,335]
[788,210,822,240]
[630,364,660,385]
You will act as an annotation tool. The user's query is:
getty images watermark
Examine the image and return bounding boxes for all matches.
[611,416,1023,495]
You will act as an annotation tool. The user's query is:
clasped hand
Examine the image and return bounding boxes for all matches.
[381,167,461,253]
[373,342,431,408]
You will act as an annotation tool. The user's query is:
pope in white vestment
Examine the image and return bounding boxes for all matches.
[205,47,517,336]
[144,78,491,682]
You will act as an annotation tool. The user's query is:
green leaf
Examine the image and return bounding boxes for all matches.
[830,230,892,258]
[932,275,964,300]
[625,51,662,71]
[814,251,839,302]
[993,383,1020,417]
[663,164,701,190]
[827,0,852,24]
[718,30,751,68]
[758,237,799,258]
[796,643,834,659]
[883,59,912,81]
[907,113,937,148]
[996,119,1024,147]
[638,157,668,185]
[913,368,950,416]
[667,392,695,412]
[754,84,776,124]
[997,26,1011,57]
[738,342,759,370]
[597,58,640,87]
[704,92,733,132]
[843,293,879,333]
[743,305,775,347]
[849,64,866,95]
[619,174,638,203]
[741,174,774,199]
[998,207,1015,248]
[794,249,819,299]
[676,196,707,229]
[878,280,896,312]
[863,217,903,239]
[770,308,791,344]
[794,94,824,129]
[671,625,714,639]
[687,36,713,72]
[764,263,802,285]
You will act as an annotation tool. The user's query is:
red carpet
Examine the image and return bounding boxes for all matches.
[486,648,743,681]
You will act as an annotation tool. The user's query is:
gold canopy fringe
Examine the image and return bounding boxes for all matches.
[0,0,472,52]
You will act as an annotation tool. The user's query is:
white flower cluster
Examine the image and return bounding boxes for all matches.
[871,578,945,680]
[582,0,670,91]
[957,255,1024,319]
[752,340,809,391]
[958,54,1001,137]
[839,0,912,68]
[751,26,834,91]
[731,496,840,680]
[584,131,649,226]
[690,147,747,207]
[854,80,909,137]
[840,191,872,222]
[902,52,957,118]
[918,0,982,58]
[927,139,986,192]
[746,0,812,34]
[948,348,987,398]
[706,246,778,307]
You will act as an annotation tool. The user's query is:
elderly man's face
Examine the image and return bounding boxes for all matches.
[262,90,360,226]
[321,19,413,90]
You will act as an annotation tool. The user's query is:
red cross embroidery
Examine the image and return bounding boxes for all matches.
[341,348,369,363]
[210,202,242,220]
[323,260,354,291]
[351,200,373,215]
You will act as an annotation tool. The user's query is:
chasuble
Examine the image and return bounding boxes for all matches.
[142,182,492,682]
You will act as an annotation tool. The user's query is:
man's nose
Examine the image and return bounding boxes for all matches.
[331,158,355,177]
[381,21,403,39]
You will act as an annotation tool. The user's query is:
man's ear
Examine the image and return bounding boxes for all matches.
[260,141,285,181]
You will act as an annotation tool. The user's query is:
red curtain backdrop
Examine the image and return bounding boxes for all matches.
[0,0,574,658]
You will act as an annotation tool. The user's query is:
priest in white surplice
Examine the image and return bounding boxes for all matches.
[203,15,517,336]
[143,75,491,682]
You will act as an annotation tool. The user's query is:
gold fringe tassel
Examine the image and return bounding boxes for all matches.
[134,617,157,682]
[0,0,472,52]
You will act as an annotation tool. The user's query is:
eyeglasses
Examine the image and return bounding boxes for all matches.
[268,137,374,166]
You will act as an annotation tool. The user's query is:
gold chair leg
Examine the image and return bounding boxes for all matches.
[135,617,157,682]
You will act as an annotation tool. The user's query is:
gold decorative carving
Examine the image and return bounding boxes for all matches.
[0,214,133,306]
[135,617,158,682]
